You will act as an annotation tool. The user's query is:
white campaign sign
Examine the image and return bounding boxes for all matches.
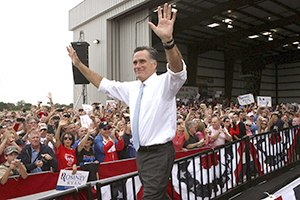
[237,93,255,105]
[257,96,272,107]
[56,170,89,190]
[80,115,93,129]
[82,104,93,115]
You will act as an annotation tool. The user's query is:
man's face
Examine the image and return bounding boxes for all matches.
[232,114,238,123]
[29,133,41,148]
[211,117,220,129]
[101,126,112,138]
[282,115,287,122]
[68,124,76,134]
[28,119,38,130]
[133,50,157,82]
[292,118,299,126]
[78,127,87,138]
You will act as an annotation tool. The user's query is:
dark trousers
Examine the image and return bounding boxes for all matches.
[136,141,175,200]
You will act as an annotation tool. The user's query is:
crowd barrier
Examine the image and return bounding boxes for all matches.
[2,126,300,199]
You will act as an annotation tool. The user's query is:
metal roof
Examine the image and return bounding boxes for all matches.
[148,0,300,65]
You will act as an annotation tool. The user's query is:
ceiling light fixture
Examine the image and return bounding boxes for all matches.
[268,35,273,41]
[248,35,259,39]
[207,23,220,28]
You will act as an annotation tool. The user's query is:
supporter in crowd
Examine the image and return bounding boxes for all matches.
[247,112,258,135]
[292,117,300,126]
[0,146,28,185]
[195,121,212,147]
[245,120,253,136]
[223,117,238,137]
[173,119,188,152]
[20,131,58,173]
[76,130,98,166]
[0,130,21,164]
[72,126,88,150]
[183,121,205,149]
[255,117,269,134]
[94,122,124,163]
[53,119,77,175]
[17,116,39,146]
[208,116,232,146]
[119,121,136,159]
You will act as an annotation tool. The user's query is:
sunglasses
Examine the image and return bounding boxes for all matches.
[225,121,230,123]
[41,129,47,131]
[87,138,93,141]
[246,124,251,127]
[64,137,73,141]
[104,127,111,130]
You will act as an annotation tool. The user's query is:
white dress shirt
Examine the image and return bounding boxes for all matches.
[99,61,187,146]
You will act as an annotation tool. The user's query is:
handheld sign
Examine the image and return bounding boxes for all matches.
[56,170,89,190]
[82,104,93,115]
[237,93,255,106]
[80,115,93,129]
[257,96,272,107]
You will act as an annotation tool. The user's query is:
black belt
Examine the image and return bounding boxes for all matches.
[138,141,172,152]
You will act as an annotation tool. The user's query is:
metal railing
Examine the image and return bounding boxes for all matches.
[37,126,300,200]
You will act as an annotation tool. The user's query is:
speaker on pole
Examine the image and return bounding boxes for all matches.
[71,42,90,85]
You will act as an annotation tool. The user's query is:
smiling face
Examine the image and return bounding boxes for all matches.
[133,49,157,82]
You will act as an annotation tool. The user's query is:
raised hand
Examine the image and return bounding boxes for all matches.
[148,3,177,43]
[67,45,82,67]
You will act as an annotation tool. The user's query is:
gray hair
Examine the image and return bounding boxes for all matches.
[28,130,40,138]
[186,121,196,130]
[133,46,158,62]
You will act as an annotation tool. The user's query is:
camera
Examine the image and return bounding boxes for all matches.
[40,157,47,163]
[64,114,71,118]
[17,118,25,122]
[79,109,83,112]
[9,119,14,123]
[0,125,7,129]
[57,109,64,112]
[95,105,99,109]
[53,116,60,120]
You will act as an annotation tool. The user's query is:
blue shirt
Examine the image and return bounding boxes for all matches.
[30,146,42,173]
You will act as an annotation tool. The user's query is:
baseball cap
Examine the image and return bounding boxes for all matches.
[5,146,19,156]
[247,112,254,117]
[99,121,111,129]
[40,123,48,130]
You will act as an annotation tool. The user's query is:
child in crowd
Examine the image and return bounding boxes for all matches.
[0,146,28,185]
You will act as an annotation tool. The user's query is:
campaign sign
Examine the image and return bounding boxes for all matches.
[80,115,93,129]
[56,170,89,190]
[82,104,93,115]
[237,93,255,105]
[257,96,272,107]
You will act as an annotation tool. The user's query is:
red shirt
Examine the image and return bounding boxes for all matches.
[55,144,77,170]
[172,132,186,152]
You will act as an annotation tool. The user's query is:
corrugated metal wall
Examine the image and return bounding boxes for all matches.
[70,0,152,108]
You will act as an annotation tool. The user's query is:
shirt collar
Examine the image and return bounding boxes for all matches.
[141,72,157,87]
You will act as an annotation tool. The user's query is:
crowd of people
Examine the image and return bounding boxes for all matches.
[0,92,299,184]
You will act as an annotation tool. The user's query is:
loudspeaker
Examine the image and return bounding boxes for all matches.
[71,42,90,84]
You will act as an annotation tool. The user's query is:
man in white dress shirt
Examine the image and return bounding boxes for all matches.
[67,3,187,199]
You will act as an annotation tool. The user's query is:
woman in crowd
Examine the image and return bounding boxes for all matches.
[172,119,188,152]
[255,116,269,134]
[53,119,77,175]
[245,120,253,136]
[195,121,211,147]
